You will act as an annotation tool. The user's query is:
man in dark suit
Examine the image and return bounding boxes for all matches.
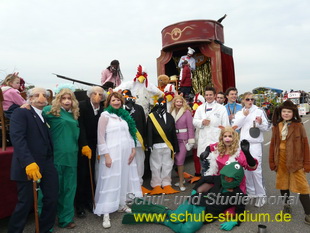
[75,86,105,218]
[8,87,58,233]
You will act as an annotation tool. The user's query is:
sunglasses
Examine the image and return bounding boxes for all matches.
[245,98,255,101]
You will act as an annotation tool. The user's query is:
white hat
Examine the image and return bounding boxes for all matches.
[187,47,195,55]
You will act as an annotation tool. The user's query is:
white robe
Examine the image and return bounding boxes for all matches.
[233,105,269,143]
[193,101,229,158]
[233,105,269,197]
[94,111,142,215]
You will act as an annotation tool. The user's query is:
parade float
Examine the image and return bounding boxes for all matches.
[157,18,235,94]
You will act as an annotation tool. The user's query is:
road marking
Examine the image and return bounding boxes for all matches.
[304,119,309,124]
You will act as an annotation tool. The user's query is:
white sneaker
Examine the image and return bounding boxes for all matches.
[180,186,186,191]
[255,197,267,208]
[174,180,185,187]
[102,215,111,228]
[118,205,132,213]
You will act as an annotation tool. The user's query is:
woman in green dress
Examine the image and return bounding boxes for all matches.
[43,85,80,229]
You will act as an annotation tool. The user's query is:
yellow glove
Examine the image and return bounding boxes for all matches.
[82,145,92,159]
[25,162,42,181]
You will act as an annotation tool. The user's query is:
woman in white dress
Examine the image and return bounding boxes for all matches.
[94,92,142,228]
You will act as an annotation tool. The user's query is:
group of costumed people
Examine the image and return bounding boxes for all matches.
[4,60,310,233]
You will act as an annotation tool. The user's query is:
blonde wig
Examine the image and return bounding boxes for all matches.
[242,92,253,100]
[217,126,240,157]
[170,95,192,113]
[48,88,79,120]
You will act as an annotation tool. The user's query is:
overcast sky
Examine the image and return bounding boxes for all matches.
[1,0,309,94]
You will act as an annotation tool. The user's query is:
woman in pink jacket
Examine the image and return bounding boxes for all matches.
[1,73,26,118]
[170,95,195,191]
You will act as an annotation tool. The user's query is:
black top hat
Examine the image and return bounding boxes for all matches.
[122,89,133,97]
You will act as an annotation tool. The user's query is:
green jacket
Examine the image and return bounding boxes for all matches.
[43,106,80,167]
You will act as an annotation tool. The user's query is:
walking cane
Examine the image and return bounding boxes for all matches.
[33,180,40,233]
[88,158,96,210]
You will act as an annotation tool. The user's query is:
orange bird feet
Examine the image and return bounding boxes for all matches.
[162,185,180,194]
[183,172,194,179]
[149,186,164,195]
[141,186,151,194]
[189,176,201,183]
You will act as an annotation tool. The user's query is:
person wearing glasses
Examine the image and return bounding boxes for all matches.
[233,92,269,207]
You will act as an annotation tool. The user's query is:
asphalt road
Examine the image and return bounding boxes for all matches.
[1,115,309,233]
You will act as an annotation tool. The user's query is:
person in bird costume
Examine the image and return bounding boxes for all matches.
[122,161,248,233]
[122,89,150,194]
[147,97,179,195]
[115,65,164,118]
[163,83,177,112]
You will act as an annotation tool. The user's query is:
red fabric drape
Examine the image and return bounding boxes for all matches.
[221,45,236,92]
[157,50,173,75]
[0,147,18,219]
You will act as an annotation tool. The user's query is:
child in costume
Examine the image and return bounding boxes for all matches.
[1,72,26,118]
[193,86,229,175]
[147,97,179,195]
[122,161,248,233]
[199,126,257,195]
[170,95,195,191]
[101,60,123,88]
[233,92,269,207]
[269,100,310,225]
[42,84,80,229]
